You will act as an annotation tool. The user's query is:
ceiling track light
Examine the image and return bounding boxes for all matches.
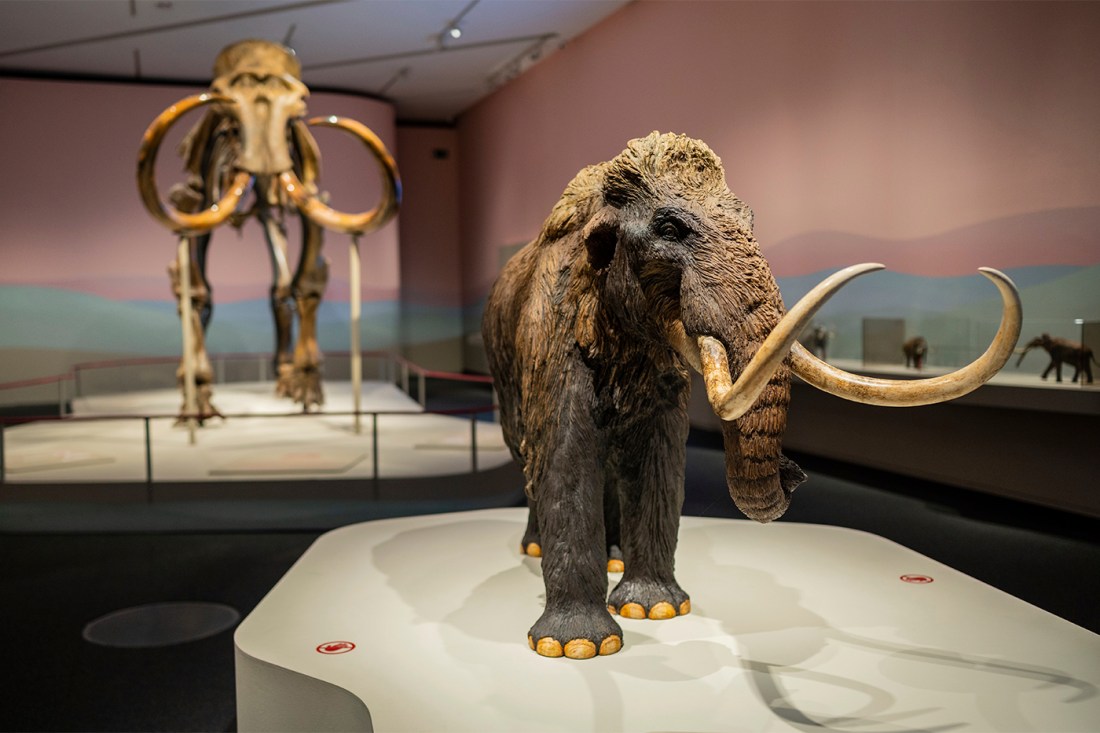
[438,0,477,48]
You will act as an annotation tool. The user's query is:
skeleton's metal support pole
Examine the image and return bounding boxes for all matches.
[177,236,198,445]
[349,235,362,435]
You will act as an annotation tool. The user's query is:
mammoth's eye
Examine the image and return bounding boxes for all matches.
[653,213,692,242]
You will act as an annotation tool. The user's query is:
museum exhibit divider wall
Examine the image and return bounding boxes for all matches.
[1,1,1097,513]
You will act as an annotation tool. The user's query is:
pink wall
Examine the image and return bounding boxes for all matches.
[0,76,399,303]
[394,127,461,308]
[457,1,1100,297]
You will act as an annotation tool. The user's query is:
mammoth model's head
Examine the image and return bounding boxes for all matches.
[137,39,400,236]
[571,133,1021,521]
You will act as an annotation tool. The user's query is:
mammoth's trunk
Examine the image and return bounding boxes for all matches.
[678,264,808,523]
[712,327,806,523]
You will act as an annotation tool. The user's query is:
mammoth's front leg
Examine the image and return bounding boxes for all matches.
[522,482,623,573]
[1042,358,1062,382]
[606,408,691,620]
[167,237,221,424]
[528,373,623,659]
[260,209,296,398]
[289,218,328,410]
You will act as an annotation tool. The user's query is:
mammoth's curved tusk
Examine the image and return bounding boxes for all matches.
[699,263,885,421]
[790,267,1021,406]
[136,93,251,234]
[280,115,401,235]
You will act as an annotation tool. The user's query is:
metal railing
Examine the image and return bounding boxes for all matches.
[0,352,497,487]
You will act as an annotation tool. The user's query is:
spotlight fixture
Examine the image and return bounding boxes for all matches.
[438,0,476,48]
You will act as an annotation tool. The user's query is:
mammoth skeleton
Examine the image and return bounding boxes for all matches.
[137,40,400,421]
[483,132,1021,659]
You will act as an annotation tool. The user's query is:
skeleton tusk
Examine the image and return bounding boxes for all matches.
[136,93,251,234]
[280,115,401,235]
[698,263,885,420]
[790,267,1021,406]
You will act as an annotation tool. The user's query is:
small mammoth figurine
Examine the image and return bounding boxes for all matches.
[482,132,1021,659]
[903,336,928,369]
[805,324,832,361]
[1016,333,1096,383]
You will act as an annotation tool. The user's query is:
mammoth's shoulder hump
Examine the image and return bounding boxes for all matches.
[538,161,609,244]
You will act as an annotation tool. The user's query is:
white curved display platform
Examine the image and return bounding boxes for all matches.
[235,508,1100,732]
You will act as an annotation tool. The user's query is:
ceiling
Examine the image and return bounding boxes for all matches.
[0,0,630,123]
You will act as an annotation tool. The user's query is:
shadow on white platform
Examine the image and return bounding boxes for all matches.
[235,508,1100,733]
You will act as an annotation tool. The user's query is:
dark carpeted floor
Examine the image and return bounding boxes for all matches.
[1,433,1097,732]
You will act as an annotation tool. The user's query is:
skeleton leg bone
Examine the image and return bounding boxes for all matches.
[168,238,221,426]
[288,216,328,411]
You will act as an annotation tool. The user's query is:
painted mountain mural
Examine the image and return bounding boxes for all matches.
[762,207,1100,278]
[1,207,1097,384]
[764,207,1100,370]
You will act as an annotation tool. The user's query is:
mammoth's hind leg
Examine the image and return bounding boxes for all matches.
[607,409,691,620]
[520,497,541,557]
[604,479,624,573]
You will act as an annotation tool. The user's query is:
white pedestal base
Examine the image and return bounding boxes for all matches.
[235,508,1100,732]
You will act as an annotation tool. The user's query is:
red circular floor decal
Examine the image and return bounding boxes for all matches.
[900,574,934,584]
[316,641,356,654]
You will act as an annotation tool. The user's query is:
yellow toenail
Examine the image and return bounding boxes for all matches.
[607,604,617,615]
[599,635,622,655]
[528,635,535,650]
[648,602,676,619]
[536,637,563,657]
[525,543,542,557]
[679,599,691,616]
[620,603,646,619]
[564,639,597,659]
[607,559,624,573]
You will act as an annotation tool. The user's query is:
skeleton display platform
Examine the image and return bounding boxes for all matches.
[234,508,1100,732]
[2,381,508,485]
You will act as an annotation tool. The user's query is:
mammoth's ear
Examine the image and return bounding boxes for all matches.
[582,206,620,272]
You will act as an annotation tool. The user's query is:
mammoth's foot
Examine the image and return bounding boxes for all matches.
[288,367,325,412]
[519,526,541,557]
[528,605,623,659]
[607,544,624,574]
[608,578,691,620]
[274,363,295,399]
[174,385,223,426]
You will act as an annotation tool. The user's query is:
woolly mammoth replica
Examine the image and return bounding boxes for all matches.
[137,40,400,421]
[1017,333,1096,383]
[903,336,928,369]
[483,132,1022,659]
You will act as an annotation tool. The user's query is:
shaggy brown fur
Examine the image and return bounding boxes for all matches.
[483,132,805,657]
